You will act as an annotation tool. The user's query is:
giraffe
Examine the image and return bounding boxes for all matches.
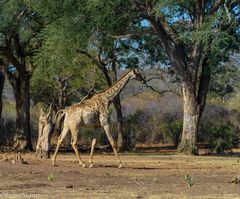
[51,69,145,168]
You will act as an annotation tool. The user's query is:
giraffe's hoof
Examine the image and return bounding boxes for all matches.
[80,163,86,168]
[118,163,123,169]
[89,163,93,168]
[52,161,57,166]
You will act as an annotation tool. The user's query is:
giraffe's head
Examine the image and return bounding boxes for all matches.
[132,69,146,83]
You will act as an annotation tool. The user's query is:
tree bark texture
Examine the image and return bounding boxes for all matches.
[178,82,199,154]
[14,74,33,151]
[112,62,128,151]
[0,71,5,124]
[36,107,53,159]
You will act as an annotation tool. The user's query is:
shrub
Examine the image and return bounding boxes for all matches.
[208,123,236,153]
[0,119,15,147]
[159,120,182,146]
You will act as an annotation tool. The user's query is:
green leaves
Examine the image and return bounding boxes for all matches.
[184,174,194,187]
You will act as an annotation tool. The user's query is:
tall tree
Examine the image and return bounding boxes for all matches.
[31,52,102,110]
[0,69,5,124]
[27,0,134,151]
[132,0,239,154]
[0,0,43,150]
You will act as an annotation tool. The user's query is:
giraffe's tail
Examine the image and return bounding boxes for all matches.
[50,110,66,136]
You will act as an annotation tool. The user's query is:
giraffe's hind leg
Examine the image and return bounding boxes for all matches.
[52,124,69,166]
[70,126,86,168]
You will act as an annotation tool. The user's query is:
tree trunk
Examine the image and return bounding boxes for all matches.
[113,96,125,151]
[14,74,33,151]
[111,62,129,151]
[178,82,199,155]
[0,71,5,124]
[36,107,53,158]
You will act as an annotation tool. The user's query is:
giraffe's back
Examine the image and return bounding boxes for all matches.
[65,100,102,128]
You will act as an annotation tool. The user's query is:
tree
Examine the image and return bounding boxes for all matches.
[0,0,43,150]
[209,54,240,101]
[132,0,239,154]
[0,69,5,124]
[26,0,135,151]
[31,53,101,111]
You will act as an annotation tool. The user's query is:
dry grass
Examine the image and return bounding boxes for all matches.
[0,151,240,199]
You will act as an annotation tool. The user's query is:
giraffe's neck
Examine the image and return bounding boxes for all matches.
[103,70,133,102]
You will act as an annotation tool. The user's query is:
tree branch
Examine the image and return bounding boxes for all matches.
[208,0,225,14]
[4,37,25,75]
[144,83,181,97]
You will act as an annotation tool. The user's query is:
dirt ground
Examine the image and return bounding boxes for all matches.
[0,150,240,199]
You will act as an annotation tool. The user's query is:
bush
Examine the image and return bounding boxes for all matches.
[159,120,182,146]
[0,119,15,147]
[123,109,150,145]
[208,124,237,153]
[199,104,240,153]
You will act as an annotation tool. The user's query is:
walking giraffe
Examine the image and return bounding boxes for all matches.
[52,69,145,168]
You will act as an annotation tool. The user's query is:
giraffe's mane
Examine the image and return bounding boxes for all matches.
[92,69,133,97]
[67,69,133,109]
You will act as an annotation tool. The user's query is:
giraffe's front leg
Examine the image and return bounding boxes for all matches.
[103,124,123,168]
[89,138,96,168]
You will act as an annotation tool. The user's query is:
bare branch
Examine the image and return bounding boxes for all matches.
[224,2,232,23]
[79,88,96,104]
[208,0,225,14]
[144,83,181,97]
[145,76,162,82]
[76,49,106,69]
[229,0,240,10]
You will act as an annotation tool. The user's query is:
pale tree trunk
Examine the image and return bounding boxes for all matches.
[178,82,199,154]
[14,74,33,151]
[178,61,211,154]
[36,107,53,159]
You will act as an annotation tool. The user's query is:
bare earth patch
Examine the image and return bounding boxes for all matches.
[0,152,240,199]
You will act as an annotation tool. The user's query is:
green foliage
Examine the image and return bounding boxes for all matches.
[0,0,42,59]
[199,104,239,154]
[209,57,240,100]
[184,174,194,187]
[227,91,240,111]
[47,173,54,182]
[159,120,182,146]
[208,124,236,153]
[124,109,149,144]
